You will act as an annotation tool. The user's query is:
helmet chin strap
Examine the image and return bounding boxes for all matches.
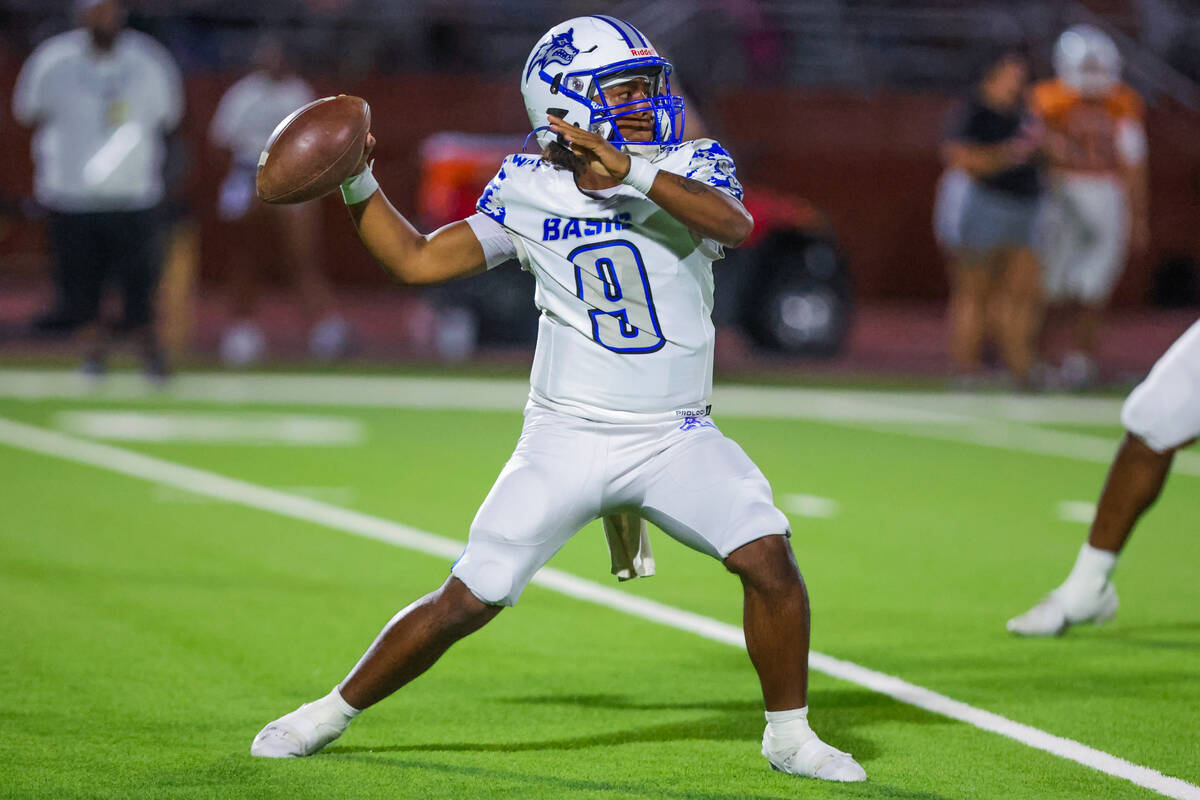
[622,142,663,161]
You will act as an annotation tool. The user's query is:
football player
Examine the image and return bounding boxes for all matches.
[250,16,865,782]
[1032,25,1149,389]
[1008,318,1199,636]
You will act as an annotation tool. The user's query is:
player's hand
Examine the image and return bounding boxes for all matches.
[351,132,376,176]
[547,114,631,180]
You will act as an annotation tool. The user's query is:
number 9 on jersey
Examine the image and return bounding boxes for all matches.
[570,241,665,354]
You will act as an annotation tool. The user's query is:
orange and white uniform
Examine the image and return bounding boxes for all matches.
[1031,78,1146,303]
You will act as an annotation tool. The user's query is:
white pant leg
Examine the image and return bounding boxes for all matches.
[627,418,790,560]
[1067,178,1129,304]
[1121,318,1200,452]
[1042,177,1128,304]
[452,406,603,606]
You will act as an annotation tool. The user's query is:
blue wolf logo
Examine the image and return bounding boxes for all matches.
[526,28,581,80]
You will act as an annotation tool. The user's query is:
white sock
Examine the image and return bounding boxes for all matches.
[309,687,361,727]
[764,706,813,749]
[1057,544,1117,612]
[1063,544,1117,589]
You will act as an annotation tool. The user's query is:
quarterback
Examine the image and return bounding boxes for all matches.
[250,16,865,782]
[1008,318,1200,635]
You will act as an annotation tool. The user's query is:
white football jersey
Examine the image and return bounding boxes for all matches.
[469,138,744,422]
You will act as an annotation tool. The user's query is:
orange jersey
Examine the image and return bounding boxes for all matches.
[1030,78,1144,174]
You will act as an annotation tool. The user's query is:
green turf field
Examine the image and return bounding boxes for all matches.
[1,370,1197,799]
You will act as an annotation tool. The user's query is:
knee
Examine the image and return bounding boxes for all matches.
[450,540,521,606]
[434,576,503,633]
[724,535,802,593]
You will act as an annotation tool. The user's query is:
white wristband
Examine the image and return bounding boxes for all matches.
[340,161,379,205]
[621,157,659,194]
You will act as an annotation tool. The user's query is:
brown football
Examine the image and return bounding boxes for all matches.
[256,95,371,204]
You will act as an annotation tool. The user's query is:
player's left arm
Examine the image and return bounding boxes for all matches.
[547,115,753,248]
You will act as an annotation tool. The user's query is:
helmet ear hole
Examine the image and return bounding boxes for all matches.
[545,106,569,144]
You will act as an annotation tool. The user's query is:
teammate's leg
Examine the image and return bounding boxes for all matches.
[1008,320,1200,636]
[1087,433,1175,554]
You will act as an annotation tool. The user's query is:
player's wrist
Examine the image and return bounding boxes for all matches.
[340,160,379,206]
[621,156,659,195]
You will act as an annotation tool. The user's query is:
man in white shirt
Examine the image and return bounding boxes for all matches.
[250,16,865,783]
[12,0,183,380]
[209,35,350,366]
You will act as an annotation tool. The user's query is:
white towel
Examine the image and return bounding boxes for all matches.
[602,511,656,581]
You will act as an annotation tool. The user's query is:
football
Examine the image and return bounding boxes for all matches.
[256,95,371,204]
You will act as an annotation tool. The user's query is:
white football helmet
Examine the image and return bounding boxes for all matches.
[1054,24,1122,96]
[520,15,685,157]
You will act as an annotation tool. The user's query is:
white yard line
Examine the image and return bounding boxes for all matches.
[0,369,1124,423]
[6,369,1193,476]
[1058,500,1098,524]
[54,410,365,445]
[848,419,1200,478]
[1,415,1196,800]
[782,493,840,518]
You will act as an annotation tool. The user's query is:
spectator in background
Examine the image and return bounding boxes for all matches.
[1032,25,1148,390]
[209,33,350,366]
[941,48,1043,389]
[12,0,183,381]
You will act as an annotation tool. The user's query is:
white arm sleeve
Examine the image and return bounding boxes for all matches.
[462,212,519,269]
[1116,118,1147,165]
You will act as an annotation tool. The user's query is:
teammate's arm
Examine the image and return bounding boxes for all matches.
[547,115,753,248]
[343,136,488,285]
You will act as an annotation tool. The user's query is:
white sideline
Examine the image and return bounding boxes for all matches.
[6,369,1200,476]
[1,415,1197,799]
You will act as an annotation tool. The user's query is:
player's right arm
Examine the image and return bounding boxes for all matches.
[348,193,487,285]
[343,137,488,286]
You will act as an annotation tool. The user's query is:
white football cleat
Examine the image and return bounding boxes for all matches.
[250,701,350,758]
[763,729,867,782]
[1006,581,1119,637]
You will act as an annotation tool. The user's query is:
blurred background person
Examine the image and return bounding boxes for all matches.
[11,0,183,381]
[208,33,351,366]
[1032,24,1149,391]
[940,48,1043,389]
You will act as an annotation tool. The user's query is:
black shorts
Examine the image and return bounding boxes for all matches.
[47,207,164,329]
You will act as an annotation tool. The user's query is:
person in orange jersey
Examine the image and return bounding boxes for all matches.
[1031,24,1149,389]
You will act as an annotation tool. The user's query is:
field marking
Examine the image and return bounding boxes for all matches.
[7,368,1193,478]
[851,419,1200,478]
[151,484,356,506]
[0,368,1126,423]
[782,493,840,518]
[54,410,365,446]
[1058,501,1097,524]
[1,415,1196,800]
